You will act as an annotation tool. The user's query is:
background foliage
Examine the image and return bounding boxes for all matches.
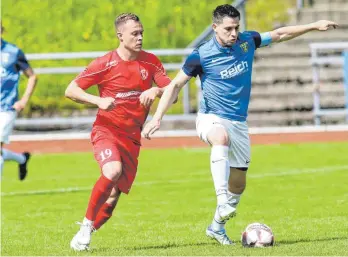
[2,0,294,117]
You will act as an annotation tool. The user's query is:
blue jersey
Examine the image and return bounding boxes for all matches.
[1,39,30,111]
[183,31,271,122]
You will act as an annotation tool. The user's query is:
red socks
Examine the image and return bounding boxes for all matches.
[85,175,115,221]
[94,202,116,230]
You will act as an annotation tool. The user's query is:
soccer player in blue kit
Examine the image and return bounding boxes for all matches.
[0,22,37,180]
[142,4,338,245]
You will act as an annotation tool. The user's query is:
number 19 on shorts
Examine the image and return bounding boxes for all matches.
[100,149,112,162]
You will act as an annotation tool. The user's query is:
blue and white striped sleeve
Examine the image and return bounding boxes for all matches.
[248,31,273,49]
[259,32,272,47]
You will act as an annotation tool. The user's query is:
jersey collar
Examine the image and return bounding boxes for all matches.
[213,36,231,53]
[213,34,241,54]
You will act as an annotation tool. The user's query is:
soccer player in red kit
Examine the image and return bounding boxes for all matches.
[65,13,171,251]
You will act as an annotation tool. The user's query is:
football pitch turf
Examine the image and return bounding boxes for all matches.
[1,142,348,256]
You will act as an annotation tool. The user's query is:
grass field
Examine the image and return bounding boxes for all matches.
[1,142,348,256]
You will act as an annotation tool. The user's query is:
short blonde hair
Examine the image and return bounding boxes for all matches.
[114,13,140,30]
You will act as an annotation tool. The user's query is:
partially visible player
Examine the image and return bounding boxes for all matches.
[142,4,338,245]
[0,22,37,180]
[65,13,171,251]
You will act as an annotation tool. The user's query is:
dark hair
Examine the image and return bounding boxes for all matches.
[114,13,140,30]
[213,4,240,24]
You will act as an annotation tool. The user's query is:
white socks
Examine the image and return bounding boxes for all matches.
[212,208,226,231]
[210,145,243,232]
[228,192,241,207]
[2,149,26,164]
[210,145,230,205]
[211,192,242,232]
[83,217,94,226]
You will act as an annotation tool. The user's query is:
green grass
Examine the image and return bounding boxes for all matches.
[1,142,348,255]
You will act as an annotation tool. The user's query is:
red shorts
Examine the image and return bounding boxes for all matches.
[91,125,141,194]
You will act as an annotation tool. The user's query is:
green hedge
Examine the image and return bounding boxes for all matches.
[2,0,294,117]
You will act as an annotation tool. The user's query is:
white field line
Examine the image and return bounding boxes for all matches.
[2,165,347,197]
[9,124,348,142]
[1,186,92,196]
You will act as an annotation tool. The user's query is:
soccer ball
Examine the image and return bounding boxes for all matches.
[241,223,275,247]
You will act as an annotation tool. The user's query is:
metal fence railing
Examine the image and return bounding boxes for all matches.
[27,49,194,75]
[310,42,348,125]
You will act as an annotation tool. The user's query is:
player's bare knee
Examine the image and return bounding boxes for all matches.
[102,161,122,181]
[207,127,229,146]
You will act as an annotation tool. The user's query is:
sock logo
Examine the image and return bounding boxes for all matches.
[212,159,224,163]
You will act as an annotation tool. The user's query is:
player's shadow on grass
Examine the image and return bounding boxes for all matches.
[277,236,347,245]
[97,241,217,252]
[127,241,218,251]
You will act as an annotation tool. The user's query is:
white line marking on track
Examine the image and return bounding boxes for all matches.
[249,165,348,178]
[2,165,347,197]
[9,125,348,141]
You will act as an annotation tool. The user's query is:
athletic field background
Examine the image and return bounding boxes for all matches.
[1,142,348,255]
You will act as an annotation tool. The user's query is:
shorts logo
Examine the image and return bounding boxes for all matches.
[240,42,249,53]
[140,68,148,80]
[100,149,112,162]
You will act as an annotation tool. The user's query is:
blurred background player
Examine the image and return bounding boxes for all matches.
[0,22,37,180]
[142,4,338,245]
[65,13,171,251]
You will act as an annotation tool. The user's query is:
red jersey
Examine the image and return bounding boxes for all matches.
[75,50,171,142]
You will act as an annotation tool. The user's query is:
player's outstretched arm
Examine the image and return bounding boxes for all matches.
[142,70,191,139]
[152,69,191,120]
[269,20,338,43]
[65,80,115,111]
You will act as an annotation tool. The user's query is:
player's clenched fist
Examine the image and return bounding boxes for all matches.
[97,97,116,111]
[139,87,160,108]
[13,99,27,112]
